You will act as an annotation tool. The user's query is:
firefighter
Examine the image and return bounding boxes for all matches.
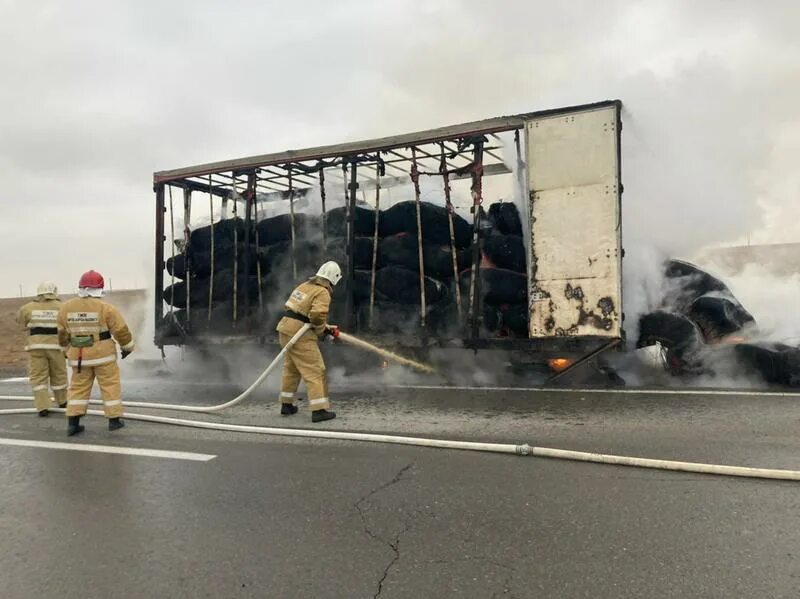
[57,270,135,436]
[15,282,68,416]
[276,261,341,423]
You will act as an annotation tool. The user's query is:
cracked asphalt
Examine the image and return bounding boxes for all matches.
[0,374,799,598]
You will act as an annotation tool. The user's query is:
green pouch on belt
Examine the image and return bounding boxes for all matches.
[70,335,94,348]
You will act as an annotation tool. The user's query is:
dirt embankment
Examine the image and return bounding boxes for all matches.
[0,290,147,376]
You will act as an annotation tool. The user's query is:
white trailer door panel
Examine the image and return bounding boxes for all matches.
[526,105,622,338]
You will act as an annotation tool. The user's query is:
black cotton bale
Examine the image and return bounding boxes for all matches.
[379,201,472,248]
[370,266,449,305]
[636,311,702,369]
[326,236,376,270]
[663,259,730,312]
[688,294,755,342]
[482,304,527,337]
[325,206,376,237]
[165,254,187,279]
[731,343,800,387]
[255,213,322,246]
[378,233,470,279]
[190,218,249,250]
[482,233,526,273]
[487,202,523,236]
[356,300,453,335]
[258,239,326,275]
[460,267,528,306]
[168,245,261,280]
[163,269,260,309]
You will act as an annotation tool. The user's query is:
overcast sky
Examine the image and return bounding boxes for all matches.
[1,0,798,297]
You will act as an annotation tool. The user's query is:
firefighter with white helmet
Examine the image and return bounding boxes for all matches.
[57,270,135,436]
[275,261,341,423]
[15,282,68,416]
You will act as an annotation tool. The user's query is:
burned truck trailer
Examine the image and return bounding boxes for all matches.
[153,100,624,370]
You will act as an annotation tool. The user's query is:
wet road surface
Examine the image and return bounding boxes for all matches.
[0,375,798,598]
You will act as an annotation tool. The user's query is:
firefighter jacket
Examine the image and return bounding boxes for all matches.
[276,277,332,338]
[16,297,64,351]
[57,297,135,368]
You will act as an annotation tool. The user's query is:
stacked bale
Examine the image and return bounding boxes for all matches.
[462,201,529,337]
[161,199,530,339]
[162,217,265,332]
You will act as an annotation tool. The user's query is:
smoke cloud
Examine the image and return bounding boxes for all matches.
[3,1,798,387]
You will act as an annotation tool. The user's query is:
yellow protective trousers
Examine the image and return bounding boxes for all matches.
[66,360,123,418]
[278,332,330,411]
[28,349,68,411]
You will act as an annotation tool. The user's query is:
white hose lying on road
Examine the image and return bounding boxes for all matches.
[0,323,312,413]
[0,406,798,482]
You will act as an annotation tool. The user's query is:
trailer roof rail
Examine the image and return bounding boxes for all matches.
[154,100,621,196]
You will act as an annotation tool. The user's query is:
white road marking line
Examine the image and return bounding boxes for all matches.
[0,378,28,384]
[0,438,216,462]
[388,384,800,397]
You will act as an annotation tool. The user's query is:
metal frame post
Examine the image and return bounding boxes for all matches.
[440,144,462,321]
[319,167,328,250]
[369,156,382,327]
[344,159,358,330]
[154,184,166,346]
[208,175,215,324]
[288,166,297,279]
[242,171,255,323]
[467,140,485,341]
[183,188,192,331]
[410,147,427,328]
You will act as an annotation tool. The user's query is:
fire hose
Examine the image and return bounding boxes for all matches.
[1,327,800,481]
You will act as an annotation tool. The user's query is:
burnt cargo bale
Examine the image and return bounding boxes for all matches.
[163,302,267,335]
[326,206,376,237]
[327,236,376,271]
[163,269,261,309]
[487,202,523,236]
[379,201,472,248]
[688,294,755,342]
[190,218,249,250]
[663,260,730,311]
[459,268,528,306]
[636,311,703,371]
[376,266,449,306]
[482,233,526,273]
[167,245,261,280]
[258,239,325,275]
[255,213,322,246]
[378,233,471,279]
[355,300,453,335]
[483,303,528,337]
[731,343,800,386]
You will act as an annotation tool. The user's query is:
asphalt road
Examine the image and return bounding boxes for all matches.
[0,375,798,598]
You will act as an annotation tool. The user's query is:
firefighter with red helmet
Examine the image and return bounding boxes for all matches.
[57,270,135,436]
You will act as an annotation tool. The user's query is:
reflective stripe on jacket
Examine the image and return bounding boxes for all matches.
[57,297,135,366]
[16,298,63,351]
[276,277,332,338]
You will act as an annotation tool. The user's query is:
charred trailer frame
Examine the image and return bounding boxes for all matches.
[153,100,624,366]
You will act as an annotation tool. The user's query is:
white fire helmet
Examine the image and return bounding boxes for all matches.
[315,261,342,286]
[36,281,58,297]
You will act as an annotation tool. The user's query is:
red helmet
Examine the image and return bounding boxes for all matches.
[78,270,105,289]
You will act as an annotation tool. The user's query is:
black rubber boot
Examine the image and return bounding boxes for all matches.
[67,416,84,436]
[281,404,298,416]
[311,409,336,423]
[108,417,125,431]
[38,409,50,418]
